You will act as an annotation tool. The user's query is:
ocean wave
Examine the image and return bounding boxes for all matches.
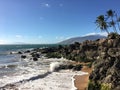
[0,55,88,90]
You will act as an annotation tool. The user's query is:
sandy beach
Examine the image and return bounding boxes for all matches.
[74,66,92,90]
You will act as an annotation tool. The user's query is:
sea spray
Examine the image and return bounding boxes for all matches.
[49,62,61,72]
[0,57,89,90]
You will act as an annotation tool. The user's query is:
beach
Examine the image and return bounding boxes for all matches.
[74,66,92,90]
[0,45,91,90]
[0,50,88,90]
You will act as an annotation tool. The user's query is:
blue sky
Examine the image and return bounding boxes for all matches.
[0,0,120,44]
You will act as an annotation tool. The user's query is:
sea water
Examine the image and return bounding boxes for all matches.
[0,44,88,90]
[0,44,56,77]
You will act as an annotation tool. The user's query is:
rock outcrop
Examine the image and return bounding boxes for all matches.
[40,33,120,90]
[88,33,120,90]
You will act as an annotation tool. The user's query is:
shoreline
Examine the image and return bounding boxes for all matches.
[0,46,92,90]
[74,66,92,90]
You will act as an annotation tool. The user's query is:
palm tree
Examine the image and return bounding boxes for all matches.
[115,13,120,31]
[109,20,117,33]
[106,9,115,18]
[95,15,109,34]
[106,9,117,33]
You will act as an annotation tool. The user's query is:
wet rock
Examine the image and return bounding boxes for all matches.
[37,32,120,89]
[21,55,26,59]
[10,52,13,54]
[33,57,38,61]
[18,51,22,54]
[31,53,40,58]
[24,50,30,53]
[72,64,82,71]
[59,64,74,70]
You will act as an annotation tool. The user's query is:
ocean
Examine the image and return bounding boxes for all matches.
[0,44,88,90]
[0,44,56,77]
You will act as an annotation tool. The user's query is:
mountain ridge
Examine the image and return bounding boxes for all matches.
[58,34,106,44]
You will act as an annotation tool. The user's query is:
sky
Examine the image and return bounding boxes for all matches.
[0,0,120,44]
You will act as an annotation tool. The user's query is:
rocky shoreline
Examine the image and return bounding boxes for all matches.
[8,33,120,90]
[36,33,120,90]
[5,48,87,90]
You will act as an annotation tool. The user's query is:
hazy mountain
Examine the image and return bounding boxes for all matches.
[58,34,106,44]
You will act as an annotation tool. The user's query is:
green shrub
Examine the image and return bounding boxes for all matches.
[76,56,91,63]
[88,81,111,90]
[46,52,61,58]
[101,83,111,90]
[88,81,101,90]
[86,62,93,68]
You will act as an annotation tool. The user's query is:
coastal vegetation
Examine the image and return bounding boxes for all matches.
[38,10,120,90]
[95,9,120,34]
[14,9,120,90]
[40,33,120,90]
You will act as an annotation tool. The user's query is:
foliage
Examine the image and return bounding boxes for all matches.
[95,15,109,34]
[88,81,101,90]
[46,52,61,58]
[95,9,120,34]
[101,83,111,90]
[86,62,93,68]
[88,81,111,90]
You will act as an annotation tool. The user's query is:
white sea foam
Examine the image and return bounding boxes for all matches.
[0,58,88,90]
[50,62,60,72]
[14,70,88,90]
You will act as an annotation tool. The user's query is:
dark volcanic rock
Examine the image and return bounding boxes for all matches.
[21,55,26,59]
[72,64,83,71]
[18,51,22,54]
[39,33,120,90]
[31,52,40,58]
[24,50,30,53]
[33,57,38,61]
[89,33,120,90]
[54,64,82,71]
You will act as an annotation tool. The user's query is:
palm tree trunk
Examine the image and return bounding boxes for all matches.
[117,22,120,31]
[113,25,117,33]
[111,18,117,33]
[106,29,109,34]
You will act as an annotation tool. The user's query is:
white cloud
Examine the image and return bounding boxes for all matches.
[60,36,64,39]
[83,32,108,37]
[66,37,72,40]
[0,40,6,44]
[45,3,50,7]
[15,35,22,38]
[56,36,65,41]
[40,3,51,8]
[41,3,50,8]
